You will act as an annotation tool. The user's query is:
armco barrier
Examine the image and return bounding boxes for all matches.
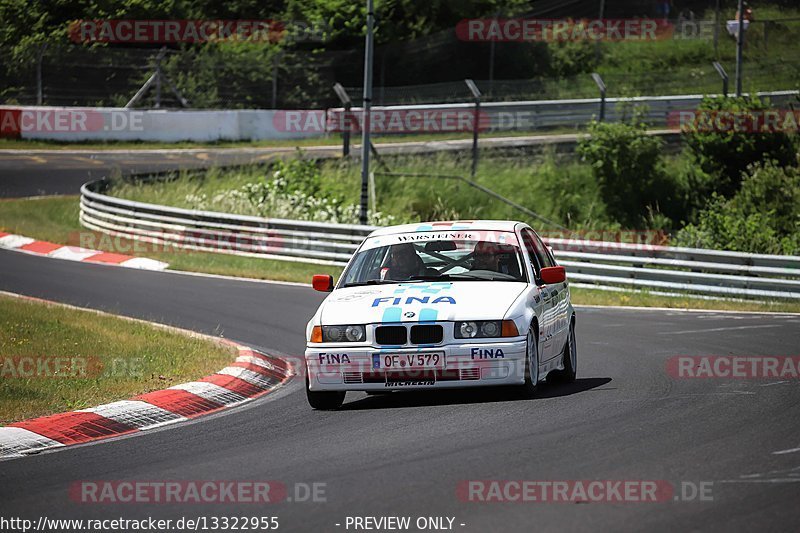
[5,89,797,142]
[80,180,800,300]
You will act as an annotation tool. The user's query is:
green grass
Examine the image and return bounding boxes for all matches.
[1,195,797,314]
[571,286,800,314]
[0,128,590,152]
[109,152,612,230]
[0,294,237,424]
[0,195,342,283]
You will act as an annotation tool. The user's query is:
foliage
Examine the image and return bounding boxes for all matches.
[577,119,683,227]
[674,160,800,254]
[681,95,798,198]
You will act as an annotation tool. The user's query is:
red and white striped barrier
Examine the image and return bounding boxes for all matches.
[0,341,292,458]
[0,232,168,271]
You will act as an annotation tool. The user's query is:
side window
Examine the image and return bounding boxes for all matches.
[521,229,546,278]
[534,234,556,268]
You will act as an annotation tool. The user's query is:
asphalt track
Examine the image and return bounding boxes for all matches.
[1,248,799,532]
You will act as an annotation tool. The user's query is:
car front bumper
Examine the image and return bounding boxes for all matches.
[305,338,527,391]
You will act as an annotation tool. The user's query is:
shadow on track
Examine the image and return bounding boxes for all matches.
[340,377,613,411]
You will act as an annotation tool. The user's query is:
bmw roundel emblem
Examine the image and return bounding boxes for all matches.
[404,311,416,318]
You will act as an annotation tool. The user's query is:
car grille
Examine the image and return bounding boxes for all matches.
[375,326,407,345]
[375,325,444,345]
[410,325,443,344]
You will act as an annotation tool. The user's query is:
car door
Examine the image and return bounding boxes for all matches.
[536,232,570,355]
[521,229,556,361]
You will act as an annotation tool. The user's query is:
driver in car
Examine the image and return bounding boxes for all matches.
[471,241,499,272]
[380,243,424,281]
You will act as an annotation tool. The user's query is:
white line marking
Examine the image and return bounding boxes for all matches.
[772,447,800,455]
[574,304,800,317]
[719,479,800,483]
[760,381,790,387]
[658,324,783,335]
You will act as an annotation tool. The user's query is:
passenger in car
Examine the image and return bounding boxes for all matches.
[381,243,424,280]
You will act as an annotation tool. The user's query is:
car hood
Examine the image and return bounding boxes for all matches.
[319,281,526,325]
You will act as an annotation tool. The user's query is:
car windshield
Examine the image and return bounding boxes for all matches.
[341,235,527,286]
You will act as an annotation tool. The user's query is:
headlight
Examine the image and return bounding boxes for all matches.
[321,325,366,343]
[455,320,519,339]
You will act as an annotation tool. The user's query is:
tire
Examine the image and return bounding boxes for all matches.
[306,373,345,410]
[520,327,539,397]
[551,322,577,384]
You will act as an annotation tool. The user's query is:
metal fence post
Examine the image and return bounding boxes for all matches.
[271,55,279,109]
[333,83,352,157]
[155,54,162,109]
[36,43,48,106]
[712,61,729,97]
[465,79,482,177]
[591,73,606,122]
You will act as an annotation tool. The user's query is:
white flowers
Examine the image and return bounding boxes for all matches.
[183,180,396,225]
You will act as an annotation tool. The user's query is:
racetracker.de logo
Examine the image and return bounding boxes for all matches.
[668,109,800,134]
[456,18,676,42]
[0,108,143,137]
[68,19,325,44]
[272,109,491,134]
[666,356,800,379]
[69,481,288,504]
[455,480,705,503]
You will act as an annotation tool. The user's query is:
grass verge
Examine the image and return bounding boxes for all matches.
[0,293,237,424]
[0,195,343,283]
[0,129,583,152]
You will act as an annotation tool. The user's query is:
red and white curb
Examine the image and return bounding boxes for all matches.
[0,231,168,271]
[0,341,292,459]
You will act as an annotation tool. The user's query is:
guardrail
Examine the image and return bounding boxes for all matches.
[329,89,800,132]
[80,180,800,300]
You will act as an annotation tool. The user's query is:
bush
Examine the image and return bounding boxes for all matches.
[674,160,800,255]
[577,119,681,227]
[682,95,798,198]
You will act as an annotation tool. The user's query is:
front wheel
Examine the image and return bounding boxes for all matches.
[520,327,539,397]
[306,373,345,410]
[550,322,577,383]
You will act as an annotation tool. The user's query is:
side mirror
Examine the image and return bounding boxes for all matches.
[312,274,334,292]
[540,266,566,285]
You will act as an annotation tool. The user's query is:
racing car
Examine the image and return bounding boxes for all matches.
[304,220,577,410]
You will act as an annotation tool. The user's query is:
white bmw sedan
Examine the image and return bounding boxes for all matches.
[304,220,577,410]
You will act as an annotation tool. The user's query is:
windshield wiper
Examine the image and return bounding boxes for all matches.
[410,273,521,282]
[408,274,475,282]
[341,280,396,288]
[342,279,427,288]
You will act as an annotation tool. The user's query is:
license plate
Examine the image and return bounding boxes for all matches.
[373,352,444,369]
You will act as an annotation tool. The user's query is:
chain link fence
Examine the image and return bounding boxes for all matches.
[1,9,798,110]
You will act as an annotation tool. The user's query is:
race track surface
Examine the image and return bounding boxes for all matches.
[1,248,799,532]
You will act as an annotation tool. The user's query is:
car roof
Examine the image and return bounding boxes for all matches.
[367,220,526,237]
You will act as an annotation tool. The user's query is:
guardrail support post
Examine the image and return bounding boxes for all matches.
[712,61,728,97]
[333,83,352,157]
[591,73,606,122]
[465,79,482,177]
